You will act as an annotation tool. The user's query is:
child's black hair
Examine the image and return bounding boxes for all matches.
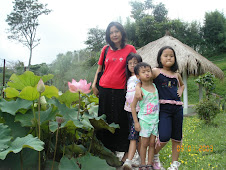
[134,62,152,76]
[157,46,178,72]
[125,53,143,83]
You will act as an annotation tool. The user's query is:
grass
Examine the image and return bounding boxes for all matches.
[159,111,226,169]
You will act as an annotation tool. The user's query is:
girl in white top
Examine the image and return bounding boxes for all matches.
[123,53,142,170]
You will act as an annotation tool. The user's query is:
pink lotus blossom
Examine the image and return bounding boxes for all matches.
[68,79,91,94]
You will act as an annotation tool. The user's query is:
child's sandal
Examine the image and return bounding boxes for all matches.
[139,165,147,170]
[146,164,154,170]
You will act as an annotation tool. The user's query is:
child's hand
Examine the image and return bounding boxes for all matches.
[177,87,183,97]
[134,122,141,132]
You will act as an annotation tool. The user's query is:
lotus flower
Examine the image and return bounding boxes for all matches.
[68,79,91,94]
[56,116,65,125]
[37,79,45,93]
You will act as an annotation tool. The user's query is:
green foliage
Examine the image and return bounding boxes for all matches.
[7,71,54,90]
[195,98,220,124]
[124,18,137,47]
[59,153,115,170]
[0,134,44,160]
[0,124,12,151]
[0,71,121,169]
[202,10,226,56]
[195,72,215,98]
[0,98,32,115]
[153,2,168,23]
[129,0,154,21]
[167,20,203,51]
[194,72,220,123]
[85,27,106,52]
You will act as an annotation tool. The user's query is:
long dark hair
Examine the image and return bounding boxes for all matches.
[106,22,127,51]
[125,53,142,88]
[157,46,178,72]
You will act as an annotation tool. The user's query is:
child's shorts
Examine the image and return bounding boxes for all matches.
[158,104,183,142]
[139,119,158,138]
[127,112,139,140]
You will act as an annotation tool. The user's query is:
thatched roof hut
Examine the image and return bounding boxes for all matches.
[137,35,224,79]
[137,35,224,112]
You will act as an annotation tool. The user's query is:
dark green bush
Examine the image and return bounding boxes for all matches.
[195,98,220,124]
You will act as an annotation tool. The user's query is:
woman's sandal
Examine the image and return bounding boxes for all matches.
[139,165,147,170]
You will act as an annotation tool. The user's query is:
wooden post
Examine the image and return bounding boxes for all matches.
[183,71,188,109]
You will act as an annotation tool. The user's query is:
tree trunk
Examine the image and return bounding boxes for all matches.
[28,47,33,70]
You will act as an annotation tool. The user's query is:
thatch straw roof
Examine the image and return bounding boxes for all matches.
[137,35,224,79]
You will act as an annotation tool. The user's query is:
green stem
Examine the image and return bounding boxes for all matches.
[38,93,41,170]
[20,151,23,170]
[38,93,41,138]
[32,101,38,136]
[51,124,60,170]
[77,91,81,120]
[46,122,51,160]
[71,134,76,158]
[63,130,66,157]
[88,129,94,153]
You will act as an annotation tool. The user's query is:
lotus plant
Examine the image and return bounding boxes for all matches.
[68,79,91,119]
[68,79,91,94]
[37,78,45,170]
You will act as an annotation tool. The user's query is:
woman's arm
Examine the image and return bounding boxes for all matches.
[177,73,185,97]
[131,95,141,132]
[92,65,102,97]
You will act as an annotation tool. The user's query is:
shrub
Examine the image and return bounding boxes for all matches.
[195,98,220,124]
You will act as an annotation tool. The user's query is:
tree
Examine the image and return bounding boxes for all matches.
[202,10,226,55]
[184,21,203,51]
[124,18,138,47]
[129,0,154,21]
[153,2,168,23]
[85,27,105,52]
[6,0,51,69]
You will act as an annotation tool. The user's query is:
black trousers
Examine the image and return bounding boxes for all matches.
[97,86,129,152]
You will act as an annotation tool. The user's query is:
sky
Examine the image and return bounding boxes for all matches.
[0,0,225,67]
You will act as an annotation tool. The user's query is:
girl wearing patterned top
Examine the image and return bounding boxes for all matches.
[122,53,142,170]
[131,62,159,170]
[136,46,184,170]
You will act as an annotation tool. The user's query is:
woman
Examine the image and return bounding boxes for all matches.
[92,21,136,162]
